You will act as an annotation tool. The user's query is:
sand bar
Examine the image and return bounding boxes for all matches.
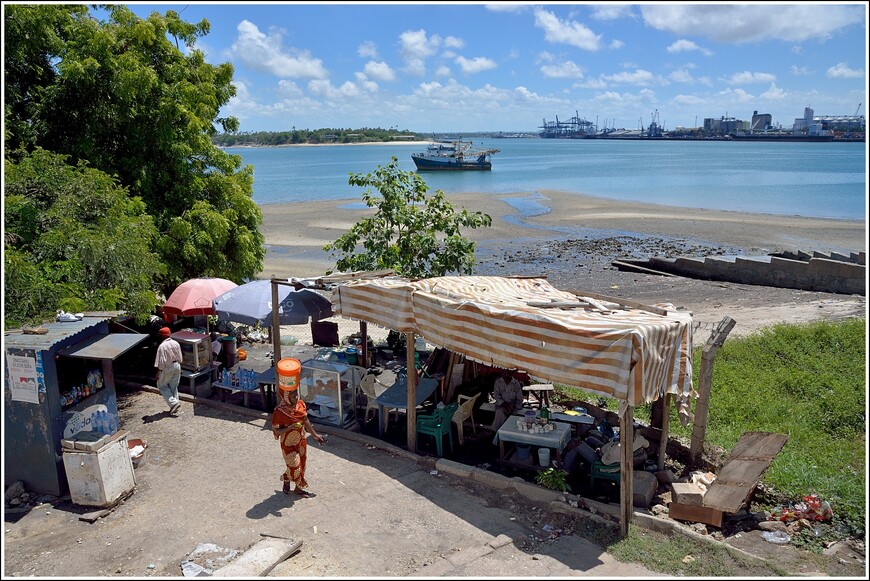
[257,189,866,279]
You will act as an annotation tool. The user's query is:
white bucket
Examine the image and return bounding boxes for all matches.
[538,447,551,467]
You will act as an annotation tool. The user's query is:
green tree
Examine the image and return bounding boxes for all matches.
[323,157,492,277]
[3,4,264,300]
[4,148,164,326]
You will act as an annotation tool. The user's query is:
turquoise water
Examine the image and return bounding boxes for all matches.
[226,139,867,221]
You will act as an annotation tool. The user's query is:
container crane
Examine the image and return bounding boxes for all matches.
[856,103,862,116]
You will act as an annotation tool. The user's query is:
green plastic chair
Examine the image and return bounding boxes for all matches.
[415,402,459,457]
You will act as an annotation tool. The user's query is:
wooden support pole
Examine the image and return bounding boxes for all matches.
[271,278,282,364]
[406,331,417,453]
[690,316,736,463]
[620,404,634,538]
[359,321,368,367]
[657,394,671,472]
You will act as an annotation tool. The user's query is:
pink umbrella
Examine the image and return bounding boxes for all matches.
[163,277,238,317]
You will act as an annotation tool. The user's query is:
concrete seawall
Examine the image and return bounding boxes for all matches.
[619,250,865,296]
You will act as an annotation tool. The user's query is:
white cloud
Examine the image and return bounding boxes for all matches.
[363,61,396,82]
[540,60,584,79]
[514,86,542,101]
[444,36,464,49]
[760,83,787,100]
[726,71,777,84]
[718,87,756,102]
[485,3,528,13]
[354,72,379,93]
[534,9,602,51]
[455,56,497,75]
[435,65,451,77]
[641,5,864,43]
[358,41,378,59]
[276,80,303,97]
[609,39,624,50]
[307,79,360,99]
[590,5,634,21]
[231,20,328,79]
[790,65,813,76]
[399,29,444,76]
[669,69,695,84]
[826,62,865,79]
[666,39,713,57]
[604,69,663,87]
[576,77,608,90]
[673,93,706,106]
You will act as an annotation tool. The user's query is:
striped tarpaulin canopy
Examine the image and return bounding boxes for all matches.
[332,276,695,412]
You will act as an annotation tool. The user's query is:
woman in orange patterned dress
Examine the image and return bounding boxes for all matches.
[271,381,324,496]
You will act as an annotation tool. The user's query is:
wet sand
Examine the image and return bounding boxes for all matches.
[257,188,866,279]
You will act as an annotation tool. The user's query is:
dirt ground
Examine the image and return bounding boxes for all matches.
[3,263,866,578]
[3,189,866,577]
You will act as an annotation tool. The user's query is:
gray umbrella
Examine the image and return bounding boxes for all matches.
[213,280,333,327]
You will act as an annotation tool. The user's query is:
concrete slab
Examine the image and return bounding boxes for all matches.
[211,538,302,577]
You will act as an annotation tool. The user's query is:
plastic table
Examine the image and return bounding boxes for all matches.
[375,376,439,436]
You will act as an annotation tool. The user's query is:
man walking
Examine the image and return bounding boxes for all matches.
[154,327,183,414]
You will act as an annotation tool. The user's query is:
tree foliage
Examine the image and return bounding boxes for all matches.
[323,157,492,278]
[4,148,164,326]
[213,127,419,147]
[3,4,264,325]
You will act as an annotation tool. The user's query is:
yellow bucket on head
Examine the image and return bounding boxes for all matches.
[277,358,301,391]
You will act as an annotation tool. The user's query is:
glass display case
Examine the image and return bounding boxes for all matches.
[299,358,362,429]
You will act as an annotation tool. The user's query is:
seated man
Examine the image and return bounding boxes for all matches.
[489,368,524,432]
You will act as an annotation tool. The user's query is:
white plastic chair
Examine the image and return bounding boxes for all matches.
[359,373,394,425]
[451,392,480,446]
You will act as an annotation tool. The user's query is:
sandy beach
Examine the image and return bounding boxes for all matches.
[258,189,866,338]
[258,189,865,276]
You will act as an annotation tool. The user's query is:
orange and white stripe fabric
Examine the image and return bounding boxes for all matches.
[332,276,694,412]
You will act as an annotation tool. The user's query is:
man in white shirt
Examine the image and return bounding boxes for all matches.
[490,368,524,432]
[154,327,184,415]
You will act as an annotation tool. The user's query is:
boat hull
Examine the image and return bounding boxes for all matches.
[412,155,492,171]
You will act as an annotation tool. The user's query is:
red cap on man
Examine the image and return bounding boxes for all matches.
[159,327,171,338]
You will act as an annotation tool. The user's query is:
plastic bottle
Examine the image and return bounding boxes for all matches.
[90,411,100,433]
[107,412,118,434]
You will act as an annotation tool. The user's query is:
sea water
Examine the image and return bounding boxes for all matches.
[225,139,866,221]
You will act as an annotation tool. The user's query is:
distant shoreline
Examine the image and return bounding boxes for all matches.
[218,140,431,149]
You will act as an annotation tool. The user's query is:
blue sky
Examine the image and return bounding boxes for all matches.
[119,2,866,133]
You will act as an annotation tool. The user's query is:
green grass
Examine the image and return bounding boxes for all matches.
[605,524,790,577]
[556,318,866,539]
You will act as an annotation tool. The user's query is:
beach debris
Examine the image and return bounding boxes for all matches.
[762,530,791,544]
[769,494,833,523]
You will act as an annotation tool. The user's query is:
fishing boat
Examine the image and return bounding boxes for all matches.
[411,138,499,171]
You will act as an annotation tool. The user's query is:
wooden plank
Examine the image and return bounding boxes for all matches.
[716,458,779,485]
[701,484,756,515]
[526,299,612,314]
[566,290,669,316]
[611,260,678,278]
[702,431,789,513]
[668,501,724,528]
[727,432,788,460]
